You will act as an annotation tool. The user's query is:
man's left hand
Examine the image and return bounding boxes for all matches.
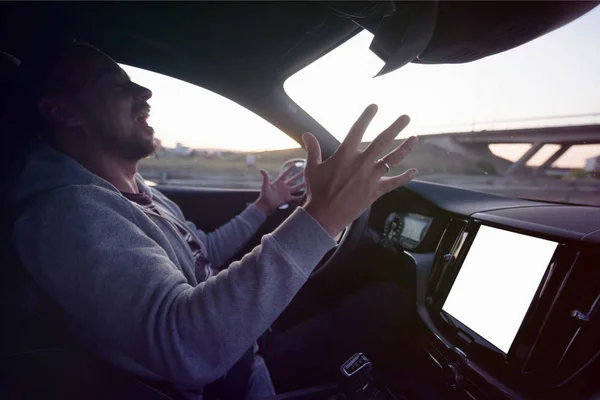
[254,165,305,216]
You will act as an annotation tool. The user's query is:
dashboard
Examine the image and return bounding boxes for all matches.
[368,181,600,400]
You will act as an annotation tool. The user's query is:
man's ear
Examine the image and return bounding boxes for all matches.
[38,97,80,128]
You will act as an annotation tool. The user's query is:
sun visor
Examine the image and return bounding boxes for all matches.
[336,1,599,76]
[414,1,599,65]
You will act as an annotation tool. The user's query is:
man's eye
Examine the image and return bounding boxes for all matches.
[116,82,132,89]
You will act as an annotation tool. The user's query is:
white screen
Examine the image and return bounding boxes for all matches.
[442,225,557,353]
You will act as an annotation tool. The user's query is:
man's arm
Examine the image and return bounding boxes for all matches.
[192,166,306,269]
[149,168,303,270]
[13,186,336,388]
[193,203,266,269]
[150,187,267,270]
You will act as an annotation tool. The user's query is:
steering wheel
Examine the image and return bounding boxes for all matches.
[309,208,370,279]
[277,158,370,279]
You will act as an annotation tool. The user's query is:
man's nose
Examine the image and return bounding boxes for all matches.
[134,83,152,101]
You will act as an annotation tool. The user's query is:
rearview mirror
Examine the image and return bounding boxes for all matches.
[368,1,438,77]
[326,1,438,77]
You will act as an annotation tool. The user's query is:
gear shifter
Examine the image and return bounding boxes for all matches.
[339,353,374,399]
[337,353,401,400]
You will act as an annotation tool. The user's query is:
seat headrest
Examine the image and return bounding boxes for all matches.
[0,50,20,84]
[0,50,20,109]
[0,50,20,66]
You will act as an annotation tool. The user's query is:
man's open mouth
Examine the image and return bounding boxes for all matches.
[134,107,153,134]
[136,109,150,125]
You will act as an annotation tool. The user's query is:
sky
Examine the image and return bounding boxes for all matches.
[123,5,600,168]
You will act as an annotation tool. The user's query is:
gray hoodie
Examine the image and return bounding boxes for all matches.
[11,142,336,394]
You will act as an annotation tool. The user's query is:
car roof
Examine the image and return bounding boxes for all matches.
[1,2,597,88]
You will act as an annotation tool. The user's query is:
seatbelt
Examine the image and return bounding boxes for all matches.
[126,199,211,264]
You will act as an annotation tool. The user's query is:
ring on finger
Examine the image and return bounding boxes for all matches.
[377,158,391,173]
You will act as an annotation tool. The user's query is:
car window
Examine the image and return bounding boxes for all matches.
[284,7,600,206]
[121,65,301,189]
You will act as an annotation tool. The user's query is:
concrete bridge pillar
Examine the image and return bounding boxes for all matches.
[534,144,572,176]
[504,142,544,176]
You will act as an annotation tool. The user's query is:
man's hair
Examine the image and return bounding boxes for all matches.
[11,40,102,140]
[1,41,103,191]
[20,41,101,101]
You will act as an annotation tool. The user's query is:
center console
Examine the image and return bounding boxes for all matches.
[418,218,600,399]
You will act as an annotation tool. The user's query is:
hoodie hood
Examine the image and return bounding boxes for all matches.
[11,141,153,205]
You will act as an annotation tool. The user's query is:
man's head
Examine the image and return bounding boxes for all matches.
[22,42,156,161]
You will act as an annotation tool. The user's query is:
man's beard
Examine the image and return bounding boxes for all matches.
[99,128,157,161]
[119,135,157,161]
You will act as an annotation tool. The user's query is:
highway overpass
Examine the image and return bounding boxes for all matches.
[420,124,600,176]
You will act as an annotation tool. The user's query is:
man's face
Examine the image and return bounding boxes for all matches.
[59,49,155,161]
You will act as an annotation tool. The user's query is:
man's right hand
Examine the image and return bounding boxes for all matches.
[302,104,418,238]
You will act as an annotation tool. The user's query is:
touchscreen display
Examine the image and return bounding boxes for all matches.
[442,225,558,353]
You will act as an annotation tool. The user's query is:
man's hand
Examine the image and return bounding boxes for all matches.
[302,104,418,237]
[254,165,305,216]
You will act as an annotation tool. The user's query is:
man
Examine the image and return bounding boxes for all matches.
[9,42,419,398]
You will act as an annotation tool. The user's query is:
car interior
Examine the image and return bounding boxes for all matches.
[1,2,599,399]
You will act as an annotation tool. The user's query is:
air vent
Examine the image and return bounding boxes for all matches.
[427,219,468,305]
[555,250,600,385]
[522,248,600,386]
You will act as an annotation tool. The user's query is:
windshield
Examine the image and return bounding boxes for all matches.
[284,7,600,206]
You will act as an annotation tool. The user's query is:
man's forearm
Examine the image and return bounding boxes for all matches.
[198,203,267,268]
[253,198,273,217]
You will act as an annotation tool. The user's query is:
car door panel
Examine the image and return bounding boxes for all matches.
[154,185,260,232]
